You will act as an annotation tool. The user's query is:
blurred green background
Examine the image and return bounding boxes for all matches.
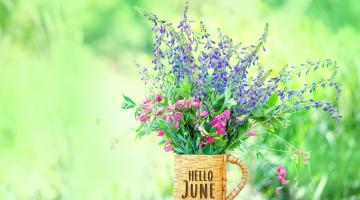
[0,0,359,199]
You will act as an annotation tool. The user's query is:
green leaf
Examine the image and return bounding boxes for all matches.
[174,147,185,154]
[225,139,241,151]
[256,151,264,158]
[267,93,278,107]
[158,138,167,145]
[224,98,237,109]
[264,105,280,116]
[195,137,201,148]
[121,95,136,109]
[214,138,228,151]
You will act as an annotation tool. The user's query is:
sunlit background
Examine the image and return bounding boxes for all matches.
[1,0,359,199]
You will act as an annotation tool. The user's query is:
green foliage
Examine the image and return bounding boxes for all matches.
[121,95,136,109]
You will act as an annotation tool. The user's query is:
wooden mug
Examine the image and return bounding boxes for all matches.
[173,154,247,200]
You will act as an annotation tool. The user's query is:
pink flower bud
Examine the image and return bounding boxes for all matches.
[192,99,201,107]
[184,100,191,108]
[138,113,148,122]
[275,187,282,195]
[157,129,164,136]
[200,111,208,118]
[156,108,164,115]
[221,110,231,119]
[216,129,227,135]
[167,104,176,111]
[277,165,287,177]
[249,130,257,137]
[164,145,173,152]
[199,141,205,148]
[155,94,163,102]
[205,135,215,143]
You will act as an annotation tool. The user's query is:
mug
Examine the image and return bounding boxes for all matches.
[173,154,247,200]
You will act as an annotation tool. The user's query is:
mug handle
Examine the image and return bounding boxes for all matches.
[225,154,248,200]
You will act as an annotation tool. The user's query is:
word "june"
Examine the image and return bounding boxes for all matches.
[182,170,215,199]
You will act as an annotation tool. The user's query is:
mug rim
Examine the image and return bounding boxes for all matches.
[174,153,226,156]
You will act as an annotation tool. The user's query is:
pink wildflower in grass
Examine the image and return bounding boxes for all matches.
[277,165,287,177]
[157,129,164,136]
[200,111,208,118]
[156,107,164,115]
[249,130,257,136]
[276,165,289,185]
[155,94,163,102]
[275,187,282,195]
[138,113,148,122]
[205,135,215,143]
[274,165,288,195]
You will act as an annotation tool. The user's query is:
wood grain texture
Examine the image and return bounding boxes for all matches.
[173,154,247,200]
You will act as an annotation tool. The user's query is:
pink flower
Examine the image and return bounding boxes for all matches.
[164,139,173,152]
[213,122,225,129]
[142,98,151,104]
[143,105,152,113]
[199,141,205,148]
[277,176,288,185]
[157,129,164,136]
[192,99,201,107]
[165,113,174,123]
[216,129,227,135]
[275,187,282,195]
[164,145,173,152]
[276,165,288,186]
[249,130,257,136]
[155,94,163,102]
[221,110,231,119]
[175,100,184,109]
[174,121,179,129]
[277,165,287,177]
[156,107,164,115]
[205,135,215,143]
[196,125,204,131]
[174,112,182,120]
[141,98,153,112]
[138,113,148,122]
[210,118,219,125]
[167,104,176,111]
[200,111,208,118]
[184,100,191,108]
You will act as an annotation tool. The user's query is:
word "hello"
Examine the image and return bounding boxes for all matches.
[181,170,215,199]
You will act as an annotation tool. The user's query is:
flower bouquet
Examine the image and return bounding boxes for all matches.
[121,3,340,199]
